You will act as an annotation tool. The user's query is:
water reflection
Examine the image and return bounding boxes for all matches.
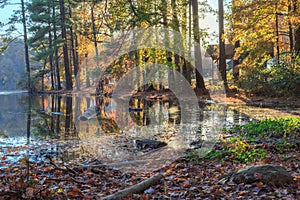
[0,92,255,171]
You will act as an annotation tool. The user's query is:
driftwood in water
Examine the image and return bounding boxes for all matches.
[101,173,163,200]
[78,106,98,121]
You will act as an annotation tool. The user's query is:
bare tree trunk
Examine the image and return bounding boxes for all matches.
[182,0,191,84]
[192,0,206,94]
[275,1,280,65]
[69,7,79,90]
[161,0,174,88]
[171,0,180,73]
[48,4,55,90]
[233,40,240,81]
[91,3,99,60]
[21,0,32,93]
[59,0,73,90]
[218,0,227,89]
[295,26,300,55]
[288,2,294,54]
[293,1,300,55]
[53,2,62,90]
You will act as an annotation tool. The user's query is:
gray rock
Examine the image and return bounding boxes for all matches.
[135,139,167,150]
[224,164,293,187]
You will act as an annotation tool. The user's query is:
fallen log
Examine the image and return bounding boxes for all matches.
[100,173,163,200]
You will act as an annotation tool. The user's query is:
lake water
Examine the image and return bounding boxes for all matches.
[0,91,297,171]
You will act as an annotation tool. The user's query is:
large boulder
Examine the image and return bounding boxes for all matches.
[226,164,293,187]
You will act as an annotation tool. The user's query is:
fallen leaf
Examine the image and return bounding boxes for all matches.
[26,187,34,198]
[166,169,172,175]
[256,181,264,188]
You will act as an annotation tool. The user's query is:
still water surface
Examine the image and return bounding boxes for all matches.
[1,91,287,170]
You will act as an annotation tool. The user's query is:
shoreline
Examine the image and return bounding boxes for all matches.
[34,87,300,107]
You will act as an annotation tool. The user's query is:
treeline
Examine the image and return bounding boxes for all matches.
[227,0,300,96]
[1,0,299,97]
[0,0,215,94]
[0,39,26,90]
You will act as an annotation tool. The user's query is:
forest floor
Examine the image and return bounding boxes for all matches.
[0,122,299,199]
[6,88,298,199]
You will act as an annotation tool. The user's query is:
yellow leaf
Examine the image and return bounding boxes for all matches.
[19,158,27,166]
[57,188,63,193]
[166,169,172,175]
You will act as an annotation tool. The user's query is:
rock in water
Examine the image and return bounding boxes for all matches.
[225,164,293,187]
[135,139,167,150]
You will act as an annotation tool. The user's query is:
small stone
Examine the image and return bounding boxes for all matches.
[144,187,155,194]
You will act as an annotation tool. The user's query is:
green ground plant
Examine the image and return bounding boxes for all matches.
[186,117,300,164]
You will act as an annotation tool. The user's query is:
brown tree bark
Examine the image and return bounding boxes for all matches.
[59,0,73,90]
[192,0,206,94]
[218,0,227,89]
[295,26,300,55]
[21,0,31,93]
[53,1,62,90]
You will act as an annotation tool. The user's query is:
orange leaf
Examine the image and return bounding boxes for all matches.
[238,191,248,195]
[256,181,264,187]
[166,169,172,175]
[1,157,6,160]
[26,187,34,198]
[44,167,52,172]
[293,176,300,181]
[67,188,82,197]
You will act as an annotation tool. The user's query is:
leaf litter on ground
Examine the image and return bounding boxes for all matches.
[0,118,299,199]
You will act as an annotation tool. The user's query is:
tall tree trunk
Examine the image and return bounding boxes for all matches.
[275,1,280,65]
[21,0,31,93]
[48,4,54,90]
[187,0,193,84]
[91,3,99,61]
[218,0,227,89]
[53,2,62,90]
[91,2,100,89]
[85,54,90,87]
[288,2,294,54]
[69,6,79,90]
[192,0,206,94]
[161,0,174,88]
[233,40,240,81]
[59,0,73,90]
[295,26,300,55]
[171,0,180,73]
[293,1,300,55]
[42,59,46,91]
[182,0,191,84]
